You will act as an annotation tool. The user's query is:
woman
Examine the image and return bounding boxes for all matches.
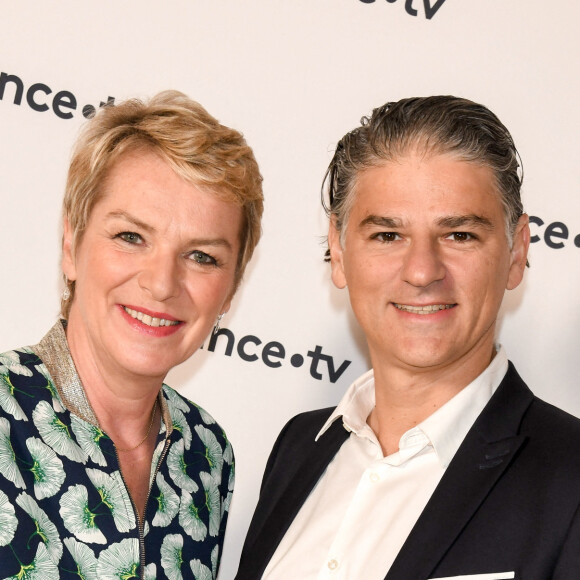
[0,91,263,578]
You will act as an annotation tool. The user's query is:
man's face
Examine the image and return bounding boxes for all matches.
[329,150,529,377]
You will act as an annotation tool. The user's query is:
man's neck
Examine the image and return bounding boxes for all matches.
[367,345,496,456]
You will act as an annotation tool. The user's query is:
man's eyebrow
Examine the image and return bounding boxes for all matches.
[437,214,495,230]
[358,215,403,229]
[105,210,233,250]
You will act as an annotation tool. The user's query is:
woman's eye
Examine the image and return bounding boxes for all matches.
[190,250,217,265]
[117,232,143,244]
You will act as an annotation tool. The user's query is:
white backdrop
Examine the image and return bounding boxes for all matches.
[2,1,580,577]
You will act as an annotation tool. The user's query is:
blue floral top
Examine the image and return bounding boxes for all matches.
[0,321,234,579]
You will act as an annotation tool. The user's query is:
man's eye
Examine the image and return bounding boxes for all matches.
[374,232,400,242]
[448,232,473,242]
[117,232,143,244]
[190,250,217,265]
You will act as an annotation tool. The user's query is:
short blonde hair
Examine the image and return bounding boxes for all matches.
[62,90,263,317]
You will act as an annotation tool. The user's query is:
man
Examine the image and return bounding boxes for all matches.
[236,97,580,579]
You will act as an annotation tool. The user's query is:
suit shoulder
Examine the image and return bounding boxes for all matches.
[525,396,580,440]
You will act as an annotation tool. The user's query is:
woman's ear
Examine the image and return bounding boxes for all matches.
[61,216,77,282]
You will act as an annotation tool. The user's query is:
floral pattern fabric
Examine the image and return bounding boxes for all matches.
[0,322,234,579]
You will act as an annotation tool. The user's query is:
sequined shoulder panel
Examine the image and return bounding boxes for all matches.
[30,320,99,425]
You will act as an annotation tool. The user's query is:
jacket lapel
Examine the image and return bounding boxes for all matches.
[237,418,349,579]
[386,363,534,580]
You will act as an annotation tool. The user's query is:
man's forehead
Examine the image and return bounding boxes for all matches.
[354,152,498,191]
[350,155,504,224]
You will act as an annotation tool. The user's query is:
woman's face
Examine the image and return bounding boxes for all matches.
[63,149,242,383]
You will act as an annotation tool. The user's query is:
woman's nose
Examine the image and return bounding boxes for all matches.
[138,252,181,302]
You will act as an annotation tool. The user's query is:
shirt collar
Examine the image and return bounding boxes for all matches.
[316,347,508,467]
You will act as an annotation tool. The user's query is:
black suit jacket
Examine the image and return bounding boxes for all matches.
[236,363,580,579]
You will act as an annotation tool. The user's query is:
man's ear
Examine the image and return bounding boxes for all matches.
[506,214,530,291]
[61,216,77,282]
[328,216,347,289]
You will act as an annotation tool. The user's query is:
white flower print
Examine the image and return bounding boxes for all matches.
[70,416,107,467]
[228,463,235,492]
[162,387,190,414]
[222,438,233,465]
[25,437,65,499]
[170,408,193,451]
[0,418,25,490]
[160,534,184,580]
[211,544,219,578]
[222,491,232,518]
[0,351,33,378]
[16,492,63,564]
[3,541,58,579]
[63,537,98,579]
[96,538,139,579]
[85,469,136,533]
[33,365,63,412]
[167,440,198,493]
[152,472,179,527]
[149,438,166,483]
[179,490,207,542]
[194,404,215,426]
[200,472,220,538]
[190,559,213,580]
[0,373,27,422]
[0,489,17,547]
[59,485,106,544]
[32,401,87,463]
[193,426,223,477]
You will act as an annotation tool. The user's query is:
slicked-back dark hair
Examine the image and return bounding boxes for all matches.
[322,96,524,256]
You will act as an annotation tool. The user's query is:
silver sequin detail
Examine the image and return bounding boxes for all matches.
[32,320,99,425]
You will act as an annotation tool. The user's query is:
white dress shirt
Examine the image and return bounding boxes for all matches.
[263,348,509,580]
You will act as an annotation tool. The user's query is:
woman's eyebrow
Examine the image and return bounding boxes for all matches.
[106,210,234,250]
[105,210,154,233]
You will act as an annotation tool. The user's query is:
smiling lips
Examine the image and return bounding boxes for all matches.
[123,306,181,327]
[393,303,456,315]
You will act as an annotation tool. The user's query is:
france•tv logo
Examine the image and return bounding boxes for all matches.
[358,0,448,20]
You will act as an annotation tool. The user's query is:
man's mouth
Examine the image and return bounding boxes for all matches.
[123,306,181,327]
[393,303,456,315]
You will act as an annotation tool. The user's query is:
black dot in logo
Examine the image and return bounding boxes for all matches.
[290,354,304,368]
[574,233,580,248]
[82,104,96,119]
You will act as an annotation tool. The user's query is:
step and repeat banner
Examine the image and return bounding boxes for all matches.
[2,1,579,576]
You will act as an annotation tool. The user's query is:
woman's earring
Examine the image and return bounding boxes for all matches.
[213,313,224,335]
[62,276,71,301]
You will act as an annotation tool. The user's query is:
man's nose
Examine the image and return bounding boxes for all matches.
[400,239,446,288]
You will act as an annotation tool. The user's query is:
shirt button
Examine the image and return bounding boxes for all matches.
[370,472,380,483]
[328,559,339,570]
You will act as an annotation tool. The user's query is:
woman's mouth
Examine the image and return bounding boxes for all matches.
[123,306,181,327]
